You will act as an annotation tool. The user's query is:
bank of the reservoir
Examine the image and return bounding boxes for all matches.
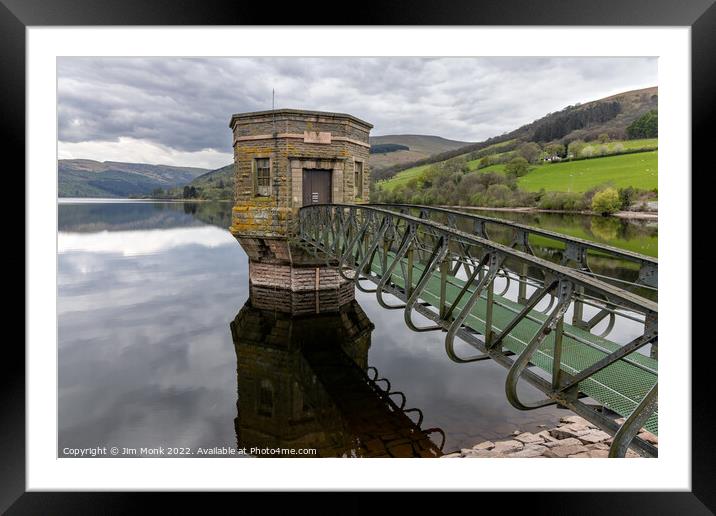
[441,415,657,458]
[444,205,658,221]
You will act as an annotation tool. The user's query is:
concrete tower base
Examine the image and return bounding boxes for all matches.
[234,233,355,312]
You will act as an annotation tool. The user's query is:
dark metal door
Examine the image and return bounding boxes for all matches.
[302,169,332,206]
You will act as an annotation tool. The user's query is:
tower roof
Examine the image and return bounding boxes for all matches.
[229,108,373,130]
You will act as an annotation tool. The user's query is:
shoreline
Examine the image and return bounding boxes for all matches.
[58,197,233,204]
[445,205,658,220]
[441,415,657,458]
[57,197,658,221]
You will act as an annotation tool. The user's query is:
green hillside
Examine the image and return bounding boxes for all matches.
[173,164,234,200]
[377,140,658,195]
[373,86,657,184]
[600,138,657,151]
[135,163,235,200]
[377,164,432,192]
[374,145,658,213]
[379,140,518,193]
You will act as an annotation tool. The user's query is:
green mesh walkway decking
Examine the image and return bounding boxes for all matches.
[370,253,658,435]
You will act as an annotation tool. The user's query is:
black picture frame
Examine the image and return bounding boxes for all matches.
[6,0,714,512]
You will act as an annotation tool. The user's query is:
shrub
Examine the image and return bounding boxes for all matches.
[484,184,511,207]
[591,187,622,215]
[567,139,586,157]
[517,142,542,163]
[544,143,565,157]
[618,186,636,210]
[505,157,530,177]
[538,191,586,211]
[580,145,595,158]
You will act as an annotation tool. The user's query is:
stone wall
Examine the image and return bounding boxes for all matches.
[248,262,351,292]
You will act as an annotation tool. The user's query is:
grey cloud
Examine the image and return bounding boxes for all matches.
[58,57,657,154]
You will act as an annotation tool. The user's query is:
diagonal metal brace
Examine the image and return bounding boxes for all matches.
[505,280,572,410]
[444,253,503,363]
[609,383,658,458]
[376,225,418,309]
[489,280,558,350]
[403,237,449,332]
[354,216,390,293]
[337,222,369,282]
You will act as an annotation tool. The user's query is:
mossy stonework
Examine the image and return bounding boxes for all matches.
[228,109,373,291]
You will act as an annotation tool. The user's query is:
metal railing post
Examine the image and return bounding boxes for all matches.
[439,257,449,318]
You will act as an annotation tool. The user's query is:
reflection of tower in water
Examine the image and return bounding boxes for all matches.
[230,283,446,458]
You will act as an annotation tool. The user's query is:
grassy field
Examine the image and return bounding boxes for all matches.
[466,151,515,171]
[474,163,507,174]
[517,151,658,192]
[377,142,658,195]
[591,138,657,151]
[467,138,517,156]
[376,164,432,192]
[377,139,517,192]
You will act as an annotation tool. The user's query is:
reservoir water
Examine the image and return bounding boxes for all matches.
[58,200,657,457]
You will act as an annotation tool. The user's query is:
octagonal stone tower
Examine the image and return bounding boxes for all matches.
[229,108,373,294]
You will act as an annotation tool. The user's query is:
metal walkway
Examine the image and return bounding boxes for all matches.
[297,204,658,458]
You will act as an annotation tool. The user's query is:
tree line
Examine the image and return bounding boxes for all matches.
[532,101,621,142]
[626,110,657,139]
[370,143,410,154]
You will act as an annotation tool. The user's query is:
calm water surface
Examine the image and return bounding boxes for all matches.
[58,201,656,457]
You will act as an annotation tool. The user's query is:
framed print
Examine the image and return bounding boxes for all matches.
[6,0,715,512]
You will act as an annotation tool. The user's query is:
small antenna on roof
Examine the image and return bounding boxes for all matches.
[272,88,276,135]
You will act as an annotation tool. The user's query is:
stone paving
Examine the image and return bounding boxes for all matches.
[440,415,657,458]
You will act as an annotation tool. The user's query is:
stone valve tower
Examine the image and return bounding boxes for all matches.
[228,108,373,298]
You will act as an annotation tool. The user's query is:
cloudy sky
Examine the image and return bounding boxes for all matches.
[58,57,657,170]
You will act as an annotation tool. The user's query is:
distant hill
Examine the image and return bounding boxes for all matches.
[369,135,472,174]
[374,86,658,182]
[58,159,209,198]
[520,86,658,143]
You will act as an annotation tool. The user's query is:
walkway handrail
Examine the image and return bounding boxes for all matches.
[370,203,658,289]
[305,204,656,314]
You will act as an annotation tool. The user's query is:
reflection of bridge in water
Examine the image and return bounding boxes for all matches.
[297,204,658,458]
[230,286,446,458]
